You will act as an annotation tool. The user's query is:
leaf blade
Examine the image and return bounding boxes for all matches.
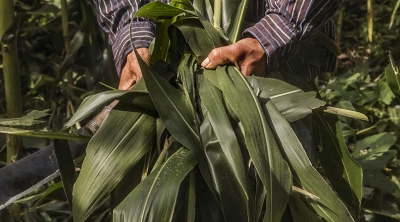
[113,148,196,222]
[72,105,156,221]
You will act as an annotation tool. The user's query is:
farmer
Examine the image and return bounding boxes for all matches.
[93,0,340,90]
[0,0,341,210]
[91,0,341,163]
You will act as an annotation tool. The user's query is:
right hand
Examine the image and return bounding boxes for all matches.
[119,48,150,90]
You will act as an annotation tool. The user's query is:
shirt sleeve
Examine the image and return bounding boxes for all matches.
[243,0,342,73]
[93,0,169,76]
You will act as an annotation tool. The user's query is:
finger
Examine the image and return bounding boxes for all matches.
[137,48,150,65]
[201,46,237,69]
[240,65,253,76]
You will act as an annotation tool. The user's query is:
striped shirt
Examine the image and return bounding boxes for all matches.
[93,0,341,78]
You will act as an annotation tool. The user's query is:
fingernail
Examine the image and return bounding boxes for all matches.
[201,57,210,67]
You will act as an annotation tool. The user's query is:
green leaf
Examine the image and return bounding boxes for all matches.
[54,139,75,208]
[377,78,395,105]
[193,0,214,24]
[177,50,197,107]
[222,0,250,42]
[113,148,196,222]
[323,106,368,121]
[358,150,399,196]
[64,79,153,129]
[0,110,49,126]
[390,0,400,28]
[133,1,195,19]
[354,132,397,156]
[289,193,323,222]
[217,66,292,221]
[199,75,252,221]
[0,126,90,142]
[173,13,228,62]
[266,102,354,222]
[173,18,216,62]
[134,47,218,199]
[248,76,326,122]
[72,104,156,222]
[385,51,400,98]
[314,113,363,219]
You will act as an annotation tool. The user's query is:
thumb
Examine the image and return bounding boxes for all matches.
[201,46,235,69]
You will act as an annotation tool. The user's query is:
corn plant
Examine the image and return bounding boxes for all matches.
[1,0,365,221]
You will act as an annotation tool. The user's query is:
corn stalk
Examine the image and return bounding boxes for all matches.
[367,0,374,42]
[0,0,22,163]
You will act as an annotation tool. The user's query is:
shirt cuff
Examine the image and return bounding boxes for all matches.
[112,20,155,76]
[243,13,300,74]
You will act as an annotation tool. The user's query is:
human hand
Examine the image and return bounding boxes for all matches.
[119,48,150,90]
[201,38,267,76]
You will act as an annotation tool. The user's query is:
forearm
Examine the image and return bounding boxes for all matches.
[244,0,342,72]
[93,0,157,75]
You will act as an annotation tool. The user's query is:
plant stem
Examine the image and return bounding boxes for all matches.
[231,0,250,43]
[60,0,74,85]
[0,0,22,163]
[367,0,374,43]
[61,0,70,54]
[334,8,343,76]
[214,0,222,30]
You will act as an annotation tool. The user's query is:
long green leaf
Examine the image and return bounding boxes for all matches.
[134,47,218,198]
[0,126,90,142]
[266,102,354,222]
[323,106,368,121]
[217,66,292,221]
[223,0,250,42]
[193,0,214,24]
[64,79,152,129]
[72,104,156,221]
[314,112,363,219]
[390,0,400,28]
[173,18,216,62]
[199,75,252,221]
[54,139,75,208]
[0,110,48,126]
[113,148,196,222]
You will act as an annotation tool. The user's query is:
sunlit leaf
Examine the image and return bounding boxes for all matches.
[72,105,156,222]
[248,76,326,122]
[199,75,252,221]
[354,132,397,156]
[134,47,218,198]
[222,0,250,42]
[217,66,292,221]
[113,148,196,222]
[323,106,368,121]
[64,79,153,129]
[266,102,354,222]
[0,110,48,126]
[314,113,363,218]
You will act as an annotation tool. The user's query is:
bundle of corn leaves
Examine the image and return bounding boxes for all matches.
[62,0,363,221]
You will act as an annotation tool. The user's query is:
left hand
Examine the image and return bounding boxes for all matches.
[119,48,150,90]
[201,38,267,76]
